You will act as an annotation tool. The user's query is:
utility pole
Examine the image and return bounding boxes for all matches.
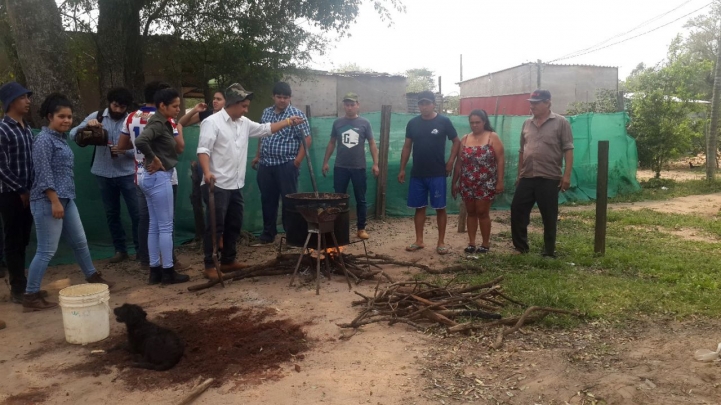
[460,54,463,82]
[536,59,542,89]
[708,31,721,181]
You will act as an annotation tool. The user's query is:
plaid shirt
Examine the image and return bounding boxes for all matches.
[259,105,311,166]
[0,115,34,193]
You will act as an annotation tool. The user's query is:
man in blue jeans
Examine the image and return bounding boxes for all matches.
[70,88,139,263]
[251,82,311,245]
[398,90,460,255]
[321,92,379,239]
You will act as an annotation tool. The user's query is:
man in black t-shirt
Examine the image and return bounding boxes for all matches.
[398,91,460,255]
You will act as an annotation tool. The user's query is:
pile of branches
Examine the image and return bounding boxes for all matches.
[338,276,582,349]
[188,252,466,292]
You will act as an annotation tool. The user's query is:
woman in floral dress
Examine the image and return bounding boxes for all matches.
[451,109,505,253]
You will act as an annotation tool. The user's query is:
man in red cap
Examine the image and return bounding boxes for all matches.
[511,89,574,257]
[0,82,35,304]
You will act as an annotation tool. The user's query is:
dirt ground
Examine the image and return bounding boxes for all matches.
[2,178,721,404]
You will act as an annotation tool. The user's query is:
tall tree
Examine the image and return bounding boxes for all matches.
[5,0,84,123]
[405,68,435,93]
[708,28,721,180]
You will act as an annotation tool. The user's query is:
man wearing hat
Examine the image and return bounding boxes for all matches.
[198,83,305,279]
[321,92,379,240]
[398,90,460,255]
[0,82,35,303]
[511,89,574,257]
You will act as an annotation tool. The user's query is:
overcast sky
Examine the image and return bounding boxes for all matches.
[309,0,712,95]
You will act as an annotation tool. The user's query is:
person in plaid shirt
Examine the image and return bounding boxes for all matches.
[251,82,311,245]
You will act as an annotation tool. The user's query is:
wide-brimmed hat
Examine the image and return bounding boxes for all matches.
[225,83,254,105]
[0,82,32,113]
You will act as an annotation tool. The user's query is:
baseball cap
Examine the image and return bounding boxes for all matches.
[224,83,254,105]
[0,82,32,113]
[417,90,436,104]
[342,92,359,102]
[528,89,551,102]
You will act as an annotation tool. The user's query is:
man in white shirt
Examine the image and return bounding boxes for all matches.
[197,83,304,279]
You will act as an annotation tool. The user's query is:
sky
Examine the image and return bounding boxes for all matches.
[309,0,713,95]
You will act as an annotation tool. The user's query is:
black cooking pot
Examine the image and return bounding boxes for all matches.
[283,193,350,247]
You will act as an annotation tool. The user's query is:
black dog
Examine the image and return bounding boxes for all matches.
[113,303,184,371]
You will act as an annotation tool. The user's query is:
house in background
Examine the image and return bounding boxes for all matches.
[458,63,618,116]
[285,71,407,117]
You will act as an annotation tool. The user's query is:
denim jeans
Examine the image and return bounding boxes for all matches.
[137,183,177,266]
[257,161,299,243]
[333,167,368,230]
[0,192,33,294]
[96,174,139,253]
[201,185,243,268]
[27,198,96,293]
[139,170,174,269]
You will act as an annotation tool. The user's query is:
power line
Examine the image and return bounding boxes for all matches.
[549,2,712,64]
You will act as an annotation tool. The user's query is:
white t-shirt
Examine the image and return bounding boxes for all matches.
[121,106,178,185]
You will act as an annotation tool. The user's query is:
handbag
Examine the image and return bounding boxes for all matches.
[74,111,108,147]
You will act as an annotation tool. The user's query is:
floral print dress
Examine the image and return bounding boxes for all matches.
[459,134,498,201]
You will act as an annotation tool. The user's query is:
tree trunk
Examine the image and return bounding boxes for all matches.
[96,0,145,105]
[4,0,84,124]
[707,29,721,181]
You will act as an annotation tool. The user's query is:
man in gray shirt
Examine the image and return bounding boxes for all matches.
[322,92,379,239]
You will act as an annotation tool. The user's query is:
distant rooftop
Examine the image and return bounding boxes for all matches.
[458,62,618,84]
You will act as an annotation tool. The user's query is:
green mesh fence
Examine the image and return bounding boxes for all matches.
[41,112,638,264]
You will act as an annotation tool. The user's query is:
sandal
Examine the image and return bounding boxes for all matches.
[436,246,450,255]
[406,244,424,252]
[476,246,489,254]
[464,245,476,254]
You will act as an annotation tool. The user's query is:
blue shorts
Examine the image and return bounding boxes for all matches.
[407,176,447,210]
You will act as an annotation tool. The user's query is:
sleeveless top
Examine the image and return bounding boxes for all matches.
[459,133,498,201]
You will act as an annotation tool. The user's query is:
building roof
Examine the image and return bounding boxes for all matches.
[458,62,618,85]
[305,69,406,79]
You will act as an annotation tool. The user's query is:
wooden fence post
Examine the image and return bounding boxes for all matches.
[594,141,610,255]
[457,202,467,233]
[375,105,392,220]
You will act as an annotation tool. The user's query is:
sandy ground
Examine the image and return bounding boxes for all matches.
[2,178,721,404]
[636,169,711,182]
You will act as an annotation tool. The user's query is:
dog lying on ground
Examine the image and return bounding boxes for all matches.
[113,303,184,371]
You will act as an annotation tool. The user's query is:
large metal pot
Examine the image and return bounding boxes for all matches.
[283,193,350,247]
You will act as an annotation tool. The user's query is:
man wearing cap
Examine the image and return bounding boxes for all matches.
[251,81,311,246]
[398,90,460,255]
[0,82,34,303]
[511,89,574,257]
[198,83,305,279]
[321,92,379,240]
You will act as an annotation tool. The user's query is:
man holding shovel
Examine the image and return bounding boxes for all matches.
[197,83,304,280]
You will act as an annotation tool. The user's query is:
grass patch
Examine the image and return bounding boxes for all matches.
[458,209,721,326]
[608,178,721,203]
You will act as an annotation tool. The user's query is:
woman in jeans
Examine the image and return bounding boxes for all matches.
[24,93,115,312]
[134,88,188,285]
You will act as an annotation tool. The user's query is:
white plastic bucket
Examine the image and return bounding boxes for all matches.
[58,283,110,345]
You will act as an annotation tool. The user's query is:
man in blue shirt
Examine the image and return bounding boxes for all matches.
[398,90,460,255]
[0,82,35,304]
[251,82,311,245]
[70,88,139,263]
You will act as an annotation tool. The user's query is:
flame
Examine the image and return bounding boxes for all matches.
[307,246,345,259]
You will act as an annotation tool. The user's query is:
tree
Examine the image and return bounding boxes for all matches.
[5,0,84,123]
[54,0,405,104]
[565,88,619,116]
[405,68,435,93]
[627,64,705,178]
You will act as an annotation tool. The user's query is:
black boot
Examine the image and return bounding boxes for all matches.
[148,266,163,285]
[161,266,190,284]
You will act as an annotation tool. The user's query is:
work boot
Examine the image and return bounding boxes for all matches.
[11,290,48,304]
[22,292,59,312]
[148,266,163,285]
[203,267,219,281]
[357,229,369,240]
[161,266,190,284]
[109,251,129,263]
[0,319,6,330]
[86,271,116,290]
[220,262,250,272]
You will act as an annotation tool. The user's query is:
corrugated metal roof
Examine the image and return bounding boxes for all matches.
[457,62,618,84]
